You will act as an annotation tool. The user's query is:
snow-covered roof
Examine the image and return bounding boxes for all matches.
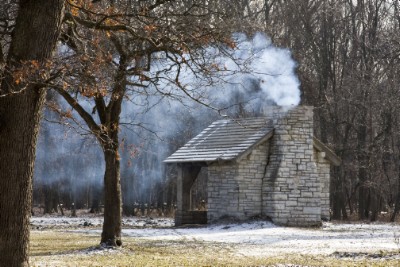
[164,117,274,163]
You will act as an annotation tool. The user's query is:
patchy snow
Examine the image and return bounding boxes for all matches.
[30,215,174,229]
[31,216,400,258]
[122,221,400,257]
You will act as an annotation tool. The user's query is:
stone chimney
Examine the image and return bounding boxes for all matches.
[262,106,321,226]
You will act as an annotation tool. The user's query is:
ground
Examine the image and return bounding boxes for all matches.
[29,213,400,266]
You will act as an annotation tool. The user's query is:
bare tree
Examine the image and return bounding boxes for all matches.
[42,0,242,247]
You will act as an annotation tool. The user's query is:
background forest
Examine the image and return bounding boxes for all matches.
[16,0,400,222]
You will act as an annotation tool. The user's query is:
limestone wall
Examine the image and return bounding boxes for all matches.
[207,106,327,226]
[207,142,269,222]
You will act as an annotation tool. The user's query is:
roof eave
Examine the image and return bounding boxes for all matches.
[163,158,233,164]
[234,130,274,163]
[313,137,341,166]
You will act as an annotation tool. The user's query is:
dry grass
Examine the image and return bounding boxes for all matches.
[29,230,400,267]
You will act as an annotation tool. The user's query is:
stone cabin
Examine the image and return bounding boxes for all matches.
[164,106,340,227]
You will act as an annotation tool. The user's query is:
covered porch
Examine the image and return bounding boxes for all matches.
[174,163,208,226]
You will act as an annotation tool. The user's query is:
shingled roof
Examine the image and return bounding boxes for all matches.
[164,117,274,163]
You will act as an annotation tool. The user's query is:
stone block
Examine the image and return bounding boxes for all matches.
[285,201,298,207]
[301,192,313,198]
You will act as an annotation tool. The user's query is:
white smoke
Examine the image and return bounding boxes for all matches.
[213,32,300,107]
[34,32,301,206]
[117,32,302,203]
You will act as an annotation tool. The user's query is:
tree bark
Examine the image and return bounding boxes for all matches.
[0,1,64,266]
[357,124,368,220]
[101,147,122,246]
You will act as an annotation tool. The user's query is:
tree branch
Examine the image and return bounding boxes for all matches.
[64,12,159,48]
[51,85,101,135]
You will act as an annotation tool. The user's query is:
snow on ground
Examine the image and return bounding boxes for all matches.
[122,221,400,257]
[31,216,400,258]
[30,215,174,229]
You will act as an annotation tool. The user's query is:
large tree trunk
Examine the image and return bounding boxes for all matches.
[0,1,64,266]
[0,84,45,267]
[101,147,122,246]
